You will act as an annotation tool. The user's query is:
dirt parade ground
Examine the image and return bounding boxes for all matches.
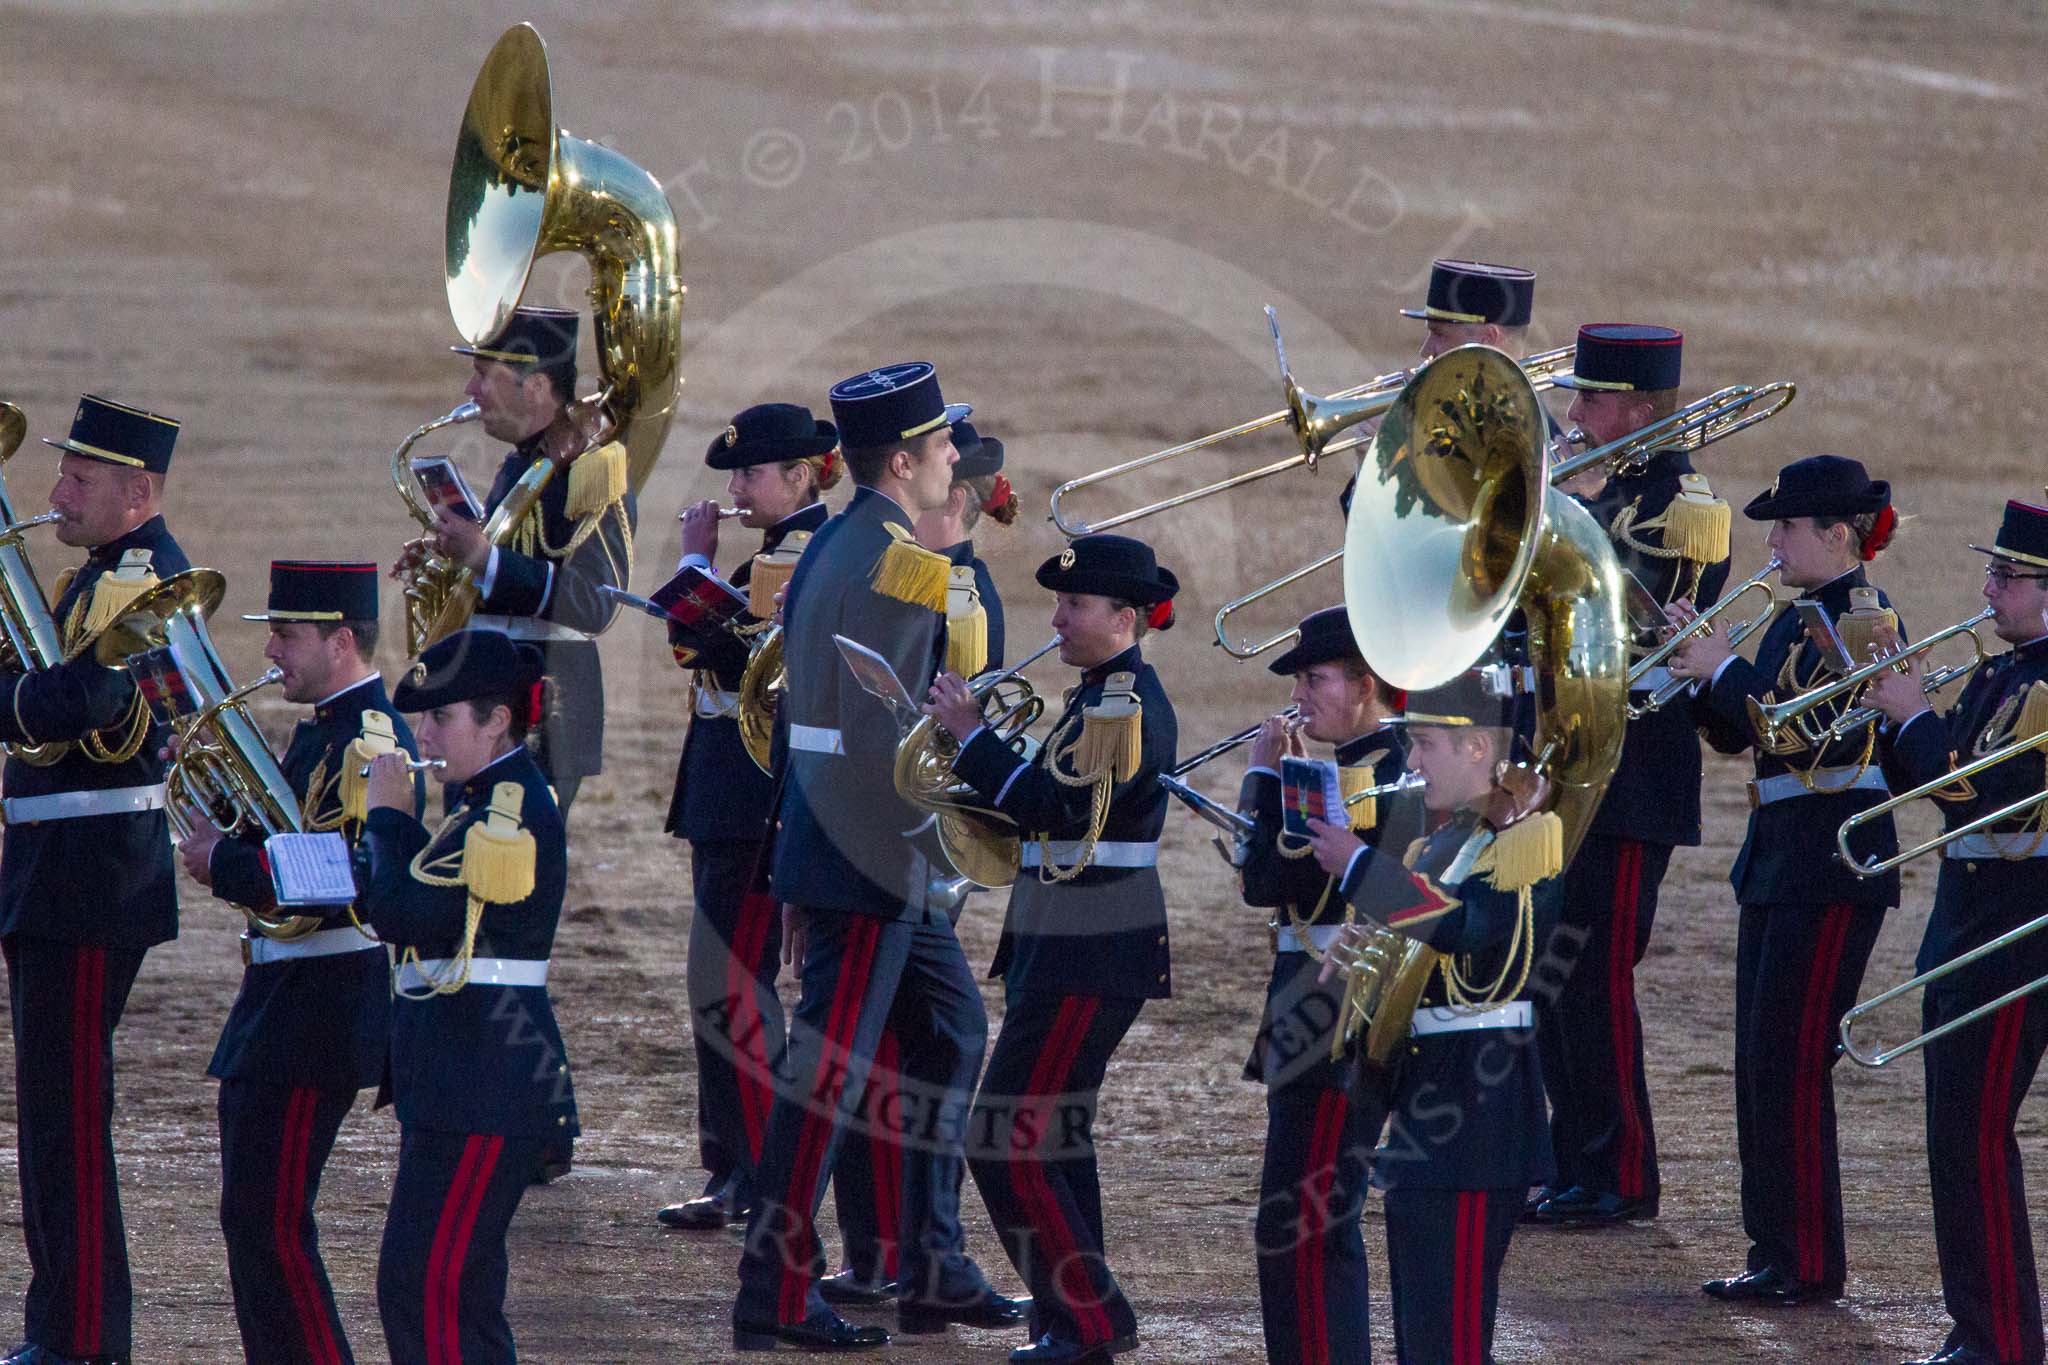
[4,1,2048,1361]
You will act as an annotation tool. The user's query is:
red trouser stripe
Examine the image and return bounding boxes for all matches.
[729,891,780,1160]
[70,946,105,1353]
[1293,1090,1346,1365]
[1450,1190,1485,1364]
[423,1135,488,1365]
[437,1135,502,1365]
[1009,996,1112,1345]
[778,916,881,1324]
[1792,903,1852,1283]
[1608,840,1647,1197]
[1979,1001,2027,1361]
[870,1028,904,1280]
[274,1087,342,1365]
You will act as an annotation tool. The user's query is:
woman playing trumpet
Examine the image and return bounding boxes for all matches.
[1665,454,1904,1305]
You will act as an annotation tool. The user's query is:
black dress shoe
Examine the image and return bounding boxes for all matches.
[1531,1187,1657,1226]
[1009,1333,1127,1364]
[1899,1346,1997,1364]
[817,1269,897,1305]
[1521,1184,1563,1221]
[1701,1265,1842,1305]
[2,1346,130,1365]
[733,1311,890,1352]
[655,1193,744,1229]
[898,1287,1029,1333]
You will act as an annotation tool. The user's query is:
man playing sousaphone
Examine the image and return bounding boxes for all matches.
[1864,499,2048,1365]
[0,395,190,1365]
[1301,664,1562,1365]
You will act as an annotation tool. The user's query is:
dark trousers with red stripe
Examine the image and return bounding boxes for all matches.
[968,991,1145,1350]
[829,1026,905,1286]
[1384,1186,1524,1365]
[1733,900,1885,1287]
[1925,983,2048,1363]
[4,934,148,1359]
[376,1125,546,1365]
[218,1079,358,1365]
[734,907,987,1326]
[1536,835,1670,1203]
[685,838,785,1208]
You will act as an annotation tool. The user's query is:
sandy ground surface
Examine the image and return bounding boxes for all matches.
[4,1,2048,1360]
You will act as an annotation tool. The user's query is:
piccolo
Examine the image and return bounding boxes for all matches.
[675,506,749,521]
[359,756,447,779]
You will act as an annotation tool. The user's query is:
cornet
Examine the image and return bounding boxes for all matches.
[359,756,448,780]
[1624,559,1782,717]
[1747,608,1991,748]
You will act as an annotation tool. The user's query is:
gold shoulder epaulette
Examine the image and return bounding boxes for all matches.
[80,548,159,639]
[1835,587,1898,667]
[749,531,811,619]
[1075,671,1143,782]
[1661,471,1731,565]
[462,780,537,904]
[564,439,629,520]
[872,523,950,612]
[1338,765,1378,833]
[2015,680,2048,744]
[944,565,989,678]
[1474,810,1563,892]
[340,712,401,824]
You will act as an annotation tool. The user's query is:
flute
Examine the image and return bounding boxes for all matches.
[675,506,749,521]
[358,756,448,779]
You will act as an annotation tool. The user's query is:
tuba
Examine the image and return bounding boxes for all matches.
[1331,344,1630,1063]
[400,22,685,654]
[93,570,328,941]
[0,404,72,764]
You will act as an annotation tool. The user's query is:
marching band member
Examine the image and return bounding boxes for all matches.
[734,363,1017,1352]
[826,414,1018,1305]
[1667,454,1904,1305]
[357,629,575,1364]
[0,396,189,1365]
[924,533,1179,1364]
[655,403,838,1234]
[1531,324,1731,1227]
[417,304,632,818]
[1301,665,1562,1365]
[1237,605,1415,1365]
[1867,499,2048,1365]
[179,561,421,1365]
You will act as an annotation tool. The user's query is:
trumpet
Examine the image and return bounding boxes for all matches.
[1836,728,2048,1065]
[1623,559,1782,717]
[358,756,448,780]
[1549,382,1797,488]
[1747,608,1992,748]
[1049,308,1574,537]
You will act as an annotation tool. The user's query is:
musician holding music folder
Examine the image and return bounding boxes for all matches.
[174,560,422,1365]
[653,403,837,1234]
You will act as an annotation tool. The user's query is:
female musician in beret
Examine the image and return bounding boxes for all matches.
[358,629,574,1364]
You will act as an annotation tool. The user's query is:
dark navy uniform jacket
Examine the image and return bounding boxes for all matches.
[207,676,418,1091]
[940,539,1005,671]
[1585,449,1732,847]
[1693,565,1903,908]
[476,431,635,782]
[0,515,188,946]
[1338,809,1560,1192]
[1880,633,2048,977]
[1240,725,1415,926]
[665,502,828,844]
[772,487,945,919]
[952,643,1177,1000]
[358,746,577,1139]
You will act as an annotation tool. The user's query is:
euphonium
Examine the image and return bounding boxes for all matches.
[392,402,482,656]
[0,403,70,765]
[406,23,686,654]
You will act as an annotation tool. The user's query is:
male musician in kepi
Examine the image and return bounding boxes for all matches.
[1526,324,1730,1228]
[1866,498,2048,1365]
[733,362,1018,1353]
[655,403,838,1232]
[1666,453,1905,1304]
[0,395,189,1365]
[1301,664,1562,1365]
[175,560,421,1365]
[1237,605,1416,1364]
[426,303,631,818]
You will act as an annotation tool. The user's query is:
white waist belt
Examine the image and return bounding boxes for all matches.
[694,687,740,719]
[247,925,382,965]
[2,783,167,825]
[1019,840,1159,869]
[1411,1001,1533,1035]
[1946,832,2048,861]
[1629,666,1675,695]
[788,725,845,755]
[1276,923,1343,954]
[1751,766,1888,806]
[395,956,550,992]
[471,614,593,645]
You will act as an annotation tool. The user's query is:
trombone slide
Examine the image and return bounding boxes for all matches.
[1841,903,2048,1067]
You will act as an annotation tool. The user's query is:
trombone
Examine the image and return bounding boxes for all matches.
[1836,728,2048,1066]
[1746,608,1991,749]
[1049,307,1573,537]
[1548,382,1797,487]
[1622,559,1781,718]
